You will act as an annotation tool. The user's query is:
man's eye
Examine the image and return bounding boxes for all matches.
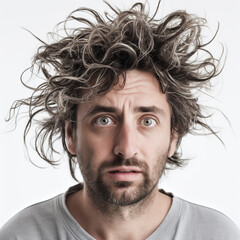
[140,118,157,127]
[95,116,113,126]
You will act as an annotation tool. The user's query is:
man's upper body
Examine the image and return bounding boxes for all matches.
[2,1,240,239]
[1,184,240,240]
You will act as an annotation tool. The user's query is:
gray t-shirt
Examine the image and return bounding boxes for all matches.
[1,184,240,240]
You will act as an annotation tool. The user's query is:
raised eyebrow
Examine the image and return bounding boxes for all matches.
[134,106,165,116]
[83,105,120,120]
[82,105,165,120]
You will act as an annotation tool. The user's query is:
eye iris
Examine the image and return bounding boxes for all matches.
[100,117,109,125]
[144,119,152,126]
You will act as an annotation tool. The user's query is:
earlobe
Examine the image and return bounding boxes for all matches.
[168,130,178,158]
[65,120,76,155]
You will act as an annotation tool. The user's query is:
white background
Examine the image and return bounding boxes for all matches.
[0,0,240,228]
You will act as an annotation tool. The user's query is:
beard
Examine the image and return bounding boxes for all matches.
[78,151,168,208]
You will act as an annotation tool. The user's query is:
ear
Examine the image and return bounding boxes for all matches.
[168,130,178,158]
[65,120,76,155]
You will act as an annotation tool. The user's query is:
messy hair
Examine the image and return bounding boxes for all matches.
[8,1,222,180]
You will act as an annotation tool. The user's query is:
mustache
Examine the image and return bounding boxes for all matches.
[98,156,149,173]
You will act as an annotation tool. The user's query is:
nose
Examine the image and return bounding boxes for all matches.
[113,121,138,159]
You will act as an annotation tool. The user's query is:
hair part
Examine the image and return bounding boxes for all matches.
[8,1,223,181]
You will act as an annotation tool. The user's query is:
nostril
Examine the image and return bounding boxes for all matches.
[117,152,125,157]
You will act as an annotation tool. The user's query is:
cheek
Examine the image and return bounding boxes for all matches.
[139,132,171,174]
[148,141,170,177]
[76,129,114,166]
[141,129,171,154]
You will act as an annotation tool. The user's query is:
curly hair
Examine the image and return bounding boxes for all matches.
[8,1,222,181]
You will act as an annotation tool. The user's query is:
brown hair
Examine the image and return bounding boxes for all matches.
[8,2,223,180]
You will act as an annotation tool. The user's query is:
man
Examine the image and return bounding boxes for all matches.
[1,1,240,239]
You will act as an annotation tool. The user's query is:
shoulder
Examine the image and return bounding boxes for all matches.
[177,197,240,239]
[0,194,63,240]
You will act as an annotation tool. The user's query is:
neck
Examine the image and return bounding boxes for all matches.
[66,184,172,240]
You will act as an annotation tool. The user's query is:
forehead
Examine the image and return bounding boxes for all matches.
[99,70,169,109]
[77,69,171,117]
[111,70,161,95]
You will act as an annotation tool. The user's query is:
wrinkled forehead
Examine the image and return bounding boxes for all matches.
[101,70,167,105]
[77,70,171,117]
[112,70,161,93]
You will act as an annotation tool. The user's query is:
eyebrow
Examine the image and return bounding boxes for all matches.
[83,105,165,120]
[83,105,120,120]
[134,106,165,115]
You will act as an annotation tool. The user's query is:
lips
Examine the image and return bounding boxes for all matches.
[107,166,141,173]
[106,166,142,181]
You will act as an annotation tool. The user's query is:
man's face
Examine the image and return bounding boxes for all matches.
[66,70,177,206]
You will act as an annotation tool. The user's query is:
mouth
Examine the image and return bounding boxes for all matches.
[106,166,142,181]
[109,170,139,173]
[107,165,142,173]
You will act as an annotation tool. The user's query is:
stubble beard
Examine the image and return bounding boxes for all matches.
[93,163,152,207]
[78,152,168,213]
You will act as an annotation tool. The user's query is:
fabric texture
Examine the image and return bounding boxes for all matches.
[1,184,240,240]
